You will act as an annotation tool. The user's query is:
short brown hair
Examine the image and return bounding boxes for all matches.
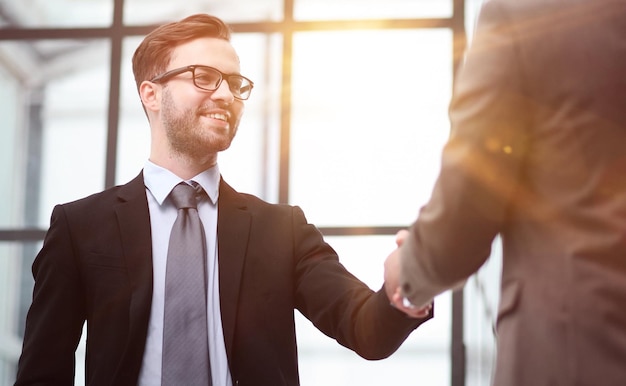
[131,14,232,92]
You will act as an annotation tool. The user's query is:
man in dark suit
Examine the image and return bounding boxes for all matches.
[15,13,432,386]
[385,0,626,385]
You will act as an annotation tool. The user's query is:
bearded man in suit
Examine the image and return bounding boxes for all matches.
[15,13,432,386]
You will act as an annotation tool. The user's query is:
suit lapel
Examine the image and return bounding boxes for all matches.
[113,172,154,383]
[109,174,251,376]
[217,180,251,362]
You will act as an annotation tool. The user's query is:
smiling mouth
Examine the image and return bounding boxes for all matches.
[206,112,229,122]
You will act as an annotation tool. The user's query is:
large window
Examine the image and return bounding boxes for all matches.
[0,1,497,385]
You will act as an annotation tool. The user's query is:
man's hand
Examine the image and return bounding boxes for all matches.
[390,287,432,319]
[383,230,407,303]
[384,230,432,318]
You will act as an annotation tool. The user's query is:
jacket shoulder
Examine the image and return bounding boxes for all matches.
[58,172,145,213]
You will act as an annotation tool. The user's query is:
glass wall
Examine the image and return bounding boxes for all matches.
[0,63,24,229]
[289,28,451,227]
[1,0,113,27]
[38,40,111,225]
[124,0,284,24]
[293,0,452,20]
[0,0,499,385]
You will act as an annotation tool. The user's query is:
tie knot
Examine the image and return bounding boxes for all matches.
[169,182,202,209]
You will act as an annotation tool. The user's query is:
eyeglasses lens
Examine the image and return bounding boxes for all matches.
[193,67,252,100]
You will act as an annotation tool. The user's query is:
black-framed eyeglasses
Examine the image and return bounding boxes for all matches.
[150,65,254,100]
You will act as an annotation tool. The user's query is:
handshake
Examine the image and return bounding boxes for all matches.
[384,229,433,319]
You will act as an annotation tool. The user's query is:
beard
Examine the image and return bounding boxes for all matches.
[161,88,238,160]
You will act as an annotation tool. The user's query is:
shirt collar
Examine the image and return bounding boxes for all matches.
[143,160,220,205]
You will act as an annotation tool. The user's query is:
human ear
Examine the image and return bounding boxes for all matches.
[139,80,160,113]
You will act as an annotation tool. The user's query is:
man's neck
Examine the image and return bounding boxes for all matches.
[149,153,217,181]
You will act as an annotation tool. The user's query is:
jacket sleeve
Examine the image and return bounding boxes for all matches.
[400,0,530,307]
[15,205,87,385]
[291,206,432,360]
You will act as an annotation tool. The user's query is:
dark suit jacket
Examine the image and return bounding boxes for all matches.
[16,172,430,386]
[400,0,626,385]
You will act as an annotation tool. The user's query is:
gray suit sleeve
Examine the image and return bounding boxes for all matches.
[399,0,530,306]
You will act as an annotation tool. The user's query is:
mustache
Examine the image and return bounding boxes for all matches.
[197,101,232,114]
[195,105,233,125]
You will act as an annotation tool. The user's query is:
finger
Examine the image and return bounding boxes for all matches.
[395,229,409,246]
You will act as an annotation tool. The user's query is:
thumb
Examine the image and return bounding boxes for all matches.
[395,229,409,247]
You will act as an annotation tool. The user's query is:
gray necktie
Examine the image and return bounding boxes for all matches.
[162,182,211,385]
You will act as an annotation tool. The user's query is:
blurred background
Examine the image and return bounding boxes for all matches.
[0,0,502,385]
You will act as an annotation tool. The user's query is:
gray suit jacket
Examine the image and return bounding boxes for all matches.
[400,0,626,385]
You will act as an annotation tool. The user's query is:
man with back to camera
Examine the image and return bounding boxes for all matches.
[385,0,626,385]
[15,13,432,386]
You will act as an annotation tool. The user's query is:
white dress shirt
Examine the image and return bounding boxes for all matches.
[138,160,232,386]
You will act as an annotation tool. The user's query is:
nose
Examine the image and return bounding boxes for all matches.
[211,80,235,104]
